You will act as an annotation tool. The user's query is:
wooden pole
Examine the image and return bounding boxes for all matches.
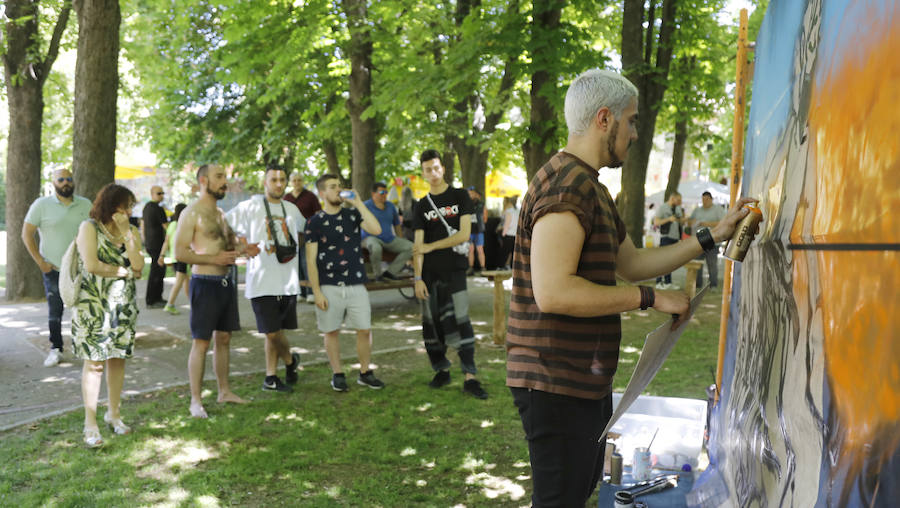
[715,8,751,405]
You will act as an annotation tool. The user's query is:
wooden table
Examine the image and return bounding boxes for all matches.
[480,270,512,345]
[684,260,705,298]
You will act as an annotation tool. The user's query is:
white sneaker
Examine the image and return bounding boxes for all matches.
[305,294,315,304]
[44,349,61,367]
[655,282,666,290]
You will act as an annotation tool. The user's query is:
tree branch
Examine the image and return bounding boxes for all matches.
[40,0,73,84]
[649,0,677,104]
[644,0,655,66]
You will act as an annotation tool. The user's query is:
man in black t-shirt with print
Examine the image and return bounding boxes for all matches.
[412,149,488,400]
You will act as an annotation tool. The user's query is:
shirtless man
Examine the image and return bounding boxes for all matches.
[175,164,260,418]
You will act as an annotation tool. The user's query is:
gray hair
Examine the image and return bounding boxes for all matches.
[564,69,638,136]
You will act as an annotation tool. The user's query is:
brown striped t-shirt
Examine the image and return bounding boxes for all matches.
[506,151,627,400]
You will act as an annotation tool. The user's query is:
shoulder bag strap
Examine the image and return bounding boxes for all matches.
[262,198,282,247]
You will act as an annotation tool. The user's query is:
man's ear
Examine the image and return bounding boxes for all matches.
[595,107,613,132]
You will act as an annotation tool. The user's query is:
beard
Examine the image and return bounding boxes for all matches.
[606,120,625,169]
[326,196,343,207]
[206,185,227,200]
[266,188,284,200]
[54,183,74,198]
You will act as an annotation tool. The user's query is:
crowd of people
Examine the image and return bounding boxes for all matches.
[22,153,497,447]
[20,68,755,506]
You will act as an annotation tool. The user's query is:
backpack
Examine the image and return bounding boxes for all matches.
[59,238,83,307]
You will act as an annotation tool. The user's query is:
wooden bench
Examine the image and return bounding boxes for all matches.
[480,270,513,345]
[300,277,416,299]
[300,247,415,299]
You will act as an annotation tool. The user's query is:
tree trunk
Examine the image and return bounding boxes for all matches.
[3,1,72,301]
[73,0,121,201]
[452,140,489,195]
[523,0,562,181]
[4,70,45,301]
[343,0,376,196]
[322,140,341,175]
[442,141,457,186]
[665,119,687,200]
[620,0,677,246]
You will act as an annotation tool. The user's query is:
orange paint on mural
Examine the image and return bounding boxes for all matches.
[806,14,900,469]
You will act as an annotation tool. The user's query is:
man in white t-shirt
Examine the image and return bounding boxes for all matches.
[227,166,306,393]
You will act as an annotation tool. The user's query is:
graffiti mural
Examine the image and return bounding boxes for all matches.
[701,0,900,506]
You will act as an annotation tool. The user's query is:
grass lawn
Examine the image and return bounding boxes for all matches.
[0,285,724,507]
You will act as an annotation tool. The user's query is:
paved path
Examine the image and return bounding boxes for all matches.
[0,262,704,432]
[0,274,505,431]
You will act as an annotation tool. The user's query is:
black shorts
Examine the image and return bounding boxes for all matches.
[250,295,298,334]
[189,274,240,340]
[174,262,188,274]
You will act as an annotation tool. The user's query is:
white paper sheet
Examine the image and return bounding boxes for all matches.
[601,286,708,439]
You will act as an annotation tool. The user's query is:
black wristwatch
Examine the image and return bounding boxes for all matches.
[696,227,716,252]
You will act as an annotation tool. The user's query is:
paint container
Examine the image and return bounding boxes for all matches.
[614,490,635,508]
[633,447,652,482]
[610,452,623,485]
[723,205,763,261]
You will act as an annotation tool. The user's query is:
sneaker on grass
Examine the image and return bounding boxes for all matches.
[428,370,451,388]
[285,352,300,385]
[357,370,385,389]
[331,373,349,392]
[262,376,293,393]
[463,379,488,399]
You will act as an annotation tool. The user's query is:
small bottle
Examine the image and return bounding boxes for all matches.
[339,190,356,199]
[723,204,762,262]
[610,452,623,485]
[614,490,635,508]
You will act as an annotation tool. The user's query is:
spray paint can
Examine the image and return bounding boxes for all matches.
[610,452,623,484]
[633,447,652,482]
[723,205,763,262]
[614,490,635,508]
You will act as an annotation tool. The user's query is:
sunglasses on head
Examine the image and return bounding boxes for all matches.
[57,177,73,183]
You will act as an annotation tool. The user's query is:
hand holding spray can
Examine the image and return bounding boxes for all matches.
[723,205,763,262]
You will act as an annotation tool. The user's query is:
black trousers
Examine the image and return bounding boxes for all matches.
[512,387,613,508]
[146,245,166,305]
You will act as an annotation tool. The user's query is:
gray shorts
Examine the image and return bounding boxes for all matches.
[315,284,371,332]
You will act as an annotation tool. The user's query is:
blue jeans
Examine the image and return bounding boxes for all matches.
[656,236,679,284]
[298,241,309,297]
[41,270,64,351]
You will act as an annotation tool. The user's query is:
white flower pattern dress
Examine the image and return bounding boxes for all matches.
[71,220,139,361]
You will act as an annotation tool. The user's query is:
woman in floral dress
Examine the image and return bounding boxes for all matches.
[72,184,145,447]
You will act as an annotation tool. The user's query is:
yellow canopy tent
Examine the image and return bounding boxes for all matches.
[485,171,526,198]
[114,165,157,180]
[388,174,431,200]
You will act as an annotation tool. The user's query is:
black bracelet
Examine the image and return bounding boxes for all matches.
[639,285,655,310]
[696,227,716,252]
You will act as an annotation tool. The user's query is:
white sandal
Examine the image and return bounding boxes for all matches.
[83,428,104,448]
[104,412,132,435]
